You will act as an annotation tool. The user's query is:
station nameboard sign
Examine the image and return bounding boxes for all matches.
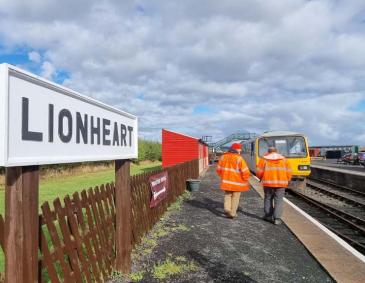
[0,63,138,166]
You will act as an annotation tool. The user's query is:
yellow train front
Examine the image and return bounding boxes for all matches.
[241,131,311,189]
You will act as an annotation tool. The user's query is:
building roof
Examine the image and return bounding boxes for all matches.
[163,129,198,140]
[309,145,356,148]
[163,129,208,146]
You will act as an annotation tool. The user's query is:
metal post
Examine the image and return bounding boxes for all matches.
[5,166,39,283]
[115,160,131,272]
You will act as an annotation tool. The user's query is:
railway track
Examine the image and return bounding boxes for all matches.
[308,177,365,198]
[287,187,365,255]
[305,178,365,219]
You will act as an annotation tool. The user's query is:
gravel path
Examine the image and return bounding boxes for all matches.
[111,166,334,283]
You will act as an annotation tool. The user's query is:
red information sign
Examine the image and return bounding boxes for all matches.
[149,171,168,208]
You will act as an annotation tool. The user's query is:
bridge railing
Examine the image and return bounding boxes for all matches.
[209,133,258,148]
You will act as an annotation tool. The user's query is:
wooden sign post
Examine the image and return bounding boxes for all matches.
[115,160,132,272]
[5,166,39,283]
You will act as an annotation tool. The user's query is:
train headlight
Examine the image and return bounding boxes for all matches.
[298,165,310,171]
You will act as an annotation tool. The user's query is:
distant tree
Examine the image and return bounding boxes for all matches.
[0,139,161,175]
[138,139,162,162]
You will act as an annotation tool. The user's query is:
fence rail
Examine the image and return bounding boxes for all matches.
[131,159,199,245]
[0,159,199,282]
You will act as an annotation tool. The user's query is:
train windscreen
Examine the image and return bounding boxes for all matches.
[258,136,307,158]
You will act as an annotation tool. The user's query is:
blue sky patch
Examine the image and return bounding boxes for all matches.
[137,92,145,100]
[0,44,36,63]
[53,69,70,84]
[349,99,365,112]
[193,105,215,114]
[0,45,70,84]
[0,52,29,65]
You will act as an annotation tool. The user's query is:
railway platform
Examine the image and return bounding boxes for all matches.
[251,177,365,283]
[311,160,365,176]
[310,163,365,194]
[118,166,339,283]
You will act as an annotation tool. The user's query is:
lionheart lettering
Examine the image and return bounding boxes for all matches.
[21,97,134,147]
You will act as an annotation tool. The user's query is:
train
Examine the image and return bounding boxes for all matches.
[241,131,311,189]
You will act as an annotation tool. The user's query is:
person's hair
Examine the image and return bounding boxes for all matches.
[268,146,277,153]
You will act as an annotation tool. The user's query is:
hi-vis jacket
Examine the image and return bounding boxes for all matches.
[256,152,292,188]
[216,151,250,191]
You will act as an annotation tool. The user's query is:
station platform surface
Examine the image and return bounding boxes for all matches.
[311,160,365,176]
[119,166,337,283]
[251,176,365,283]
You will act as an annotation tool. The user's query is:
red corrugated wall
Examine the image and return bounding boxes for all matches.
[204,145,209,166]
[162,129,199,168]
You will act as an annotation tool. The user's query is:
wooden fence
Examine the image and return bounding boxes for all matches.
[0,159,198,282]
[131,159,199,245]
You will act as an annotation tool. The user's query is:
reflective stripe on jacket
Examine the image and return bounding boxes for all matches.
[216,151,250,191]
[256,153,292,188]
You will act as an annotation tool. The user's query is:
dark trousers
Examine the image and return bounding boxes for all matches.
[263,187,285,219]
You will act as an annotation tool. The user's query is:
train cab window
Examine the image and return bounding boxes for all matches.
[258,136,307,158]
[288,138,306,156]
[275,140,287,155]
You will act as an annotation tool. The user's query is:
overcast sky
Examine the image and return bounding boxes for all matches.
[1,0,365,146]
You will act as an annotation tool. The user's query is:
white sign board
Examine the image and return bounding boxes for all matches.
[0,64,138,166]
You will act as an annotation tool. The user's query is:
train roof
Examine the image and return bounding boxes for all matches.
[240,131,305,144]
[259,131,304,137]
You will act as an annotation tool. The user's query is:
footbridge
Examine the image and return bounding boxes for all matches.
[208,132,258,151]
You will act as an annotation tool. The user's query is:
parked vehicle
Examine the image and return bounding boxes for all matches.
[358,152,365,167]
[340,152,360,165]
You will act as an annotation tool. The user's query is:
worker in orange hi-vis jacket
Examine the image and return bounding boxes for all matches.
[216,143,250,219]
[256,146,292,225]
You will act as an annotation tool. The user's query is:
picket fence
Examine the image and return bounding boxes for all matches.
[0,159,199,282]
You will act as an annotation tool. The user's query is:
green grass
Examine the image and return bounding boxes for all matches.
[152,257,197,281]
[0,161,161,277]
[132,192,191,260]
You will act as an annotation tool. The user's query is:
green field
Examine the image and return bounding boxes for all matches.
[0,161,161,216]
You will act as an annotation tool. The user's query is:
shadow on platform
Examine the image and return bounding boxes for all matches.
[188,250,258,283]
[185,198,225,217]
[185,197,263,221]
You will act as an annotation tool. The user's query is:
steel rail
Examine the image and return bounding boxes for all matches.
[323,224,365,254]
[289,189,365,234]
[308,177,365,198]
[306,179,365,209]
[288,189,365,253]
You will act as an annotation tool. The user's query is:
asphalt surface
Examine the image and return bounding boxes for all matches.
[113,166,334,283]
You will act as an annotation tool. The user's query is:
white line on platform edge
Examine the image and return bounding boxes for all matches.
[283,198,365,263]
[252,175,365,263]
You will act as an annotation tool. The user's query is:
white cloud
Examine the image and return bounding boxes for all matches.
[28,51,41,63]
[40,61,55,79]
[1,0,365,145]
